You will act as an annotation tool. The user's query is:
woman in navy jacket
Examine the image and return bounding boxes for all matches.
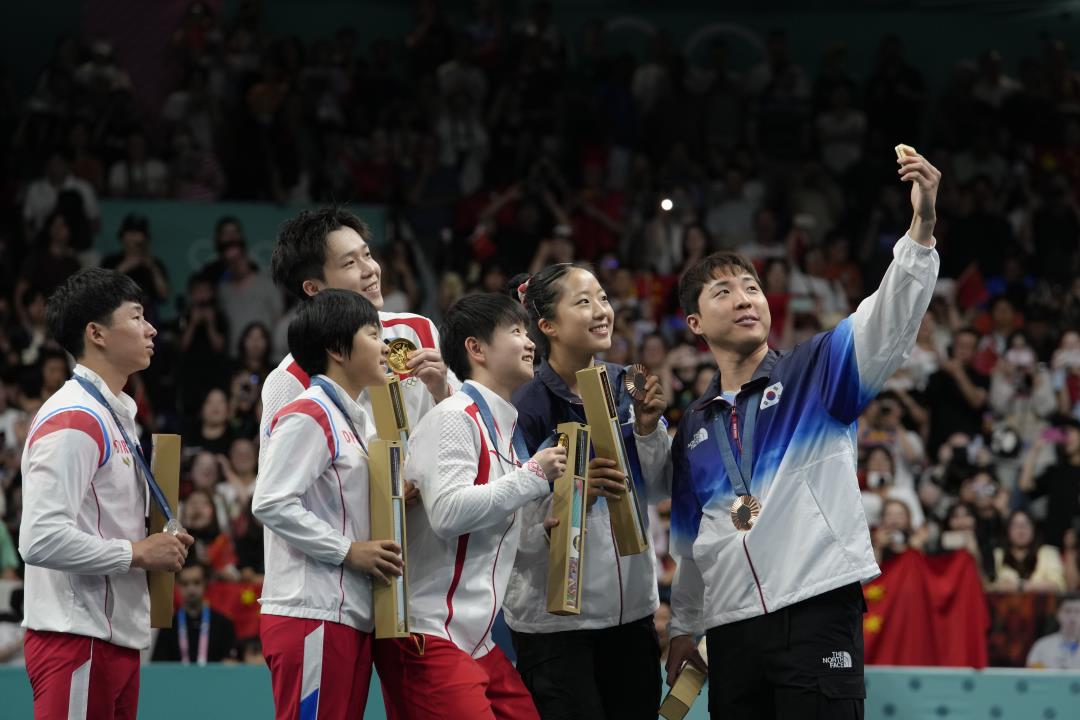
[504,263,672,719]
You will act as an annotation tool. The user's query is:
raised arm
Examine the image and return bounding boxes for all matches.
[816,152,942,423]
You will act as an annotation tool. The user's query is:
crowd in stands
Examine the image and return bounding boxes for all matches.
[1,0,1079,666]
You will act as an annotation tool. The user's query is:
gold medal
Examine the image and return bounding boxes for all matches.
[730,495,762,531]
[624,363,648,402]
[386,338,417,375]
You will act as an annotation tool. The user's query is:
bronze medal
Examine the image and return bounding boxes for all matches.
[624,363,648,402]
[386,338,417,375]
[730,495,762,531]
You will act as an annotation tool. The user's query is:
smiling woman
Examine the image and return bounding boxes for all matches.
[505,261,673,719]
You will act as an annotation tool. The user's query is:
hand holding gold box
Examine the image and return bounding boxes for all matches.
[148,434,182,629]
[659,638,709,720]
[546,422,590,615]
[576,365,649,556]
[369,372,410,445]
[368,438,410,638]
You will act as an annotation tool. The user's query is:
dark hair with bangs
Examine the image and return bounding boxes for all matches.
[440,293,530,381]
[46,268,145,358]
[271,207,373,300]
[288,289,381,377]
[678,252,762,316]
[508,263,596,359]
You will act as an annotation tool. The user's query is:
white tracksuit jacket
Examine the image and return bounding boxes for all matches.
[19,366,150,650]
[253,376,376,631]
[405,381,551,658]
[669,234,940,638]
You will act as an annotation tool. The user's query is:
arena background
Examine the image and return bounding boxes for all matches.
[2,0,1080,717]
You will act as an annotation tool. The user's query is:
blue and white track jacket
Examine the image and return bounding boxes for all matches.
[669,234,940,639]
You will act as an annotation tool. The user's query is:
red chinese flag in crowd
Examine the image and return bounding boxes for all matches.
[923,551,990,668]
[205,581,263,639]
[863,550,938,665]
[863,550,989,667]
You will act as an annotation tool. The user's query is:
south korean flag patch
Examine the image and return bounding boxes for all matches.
[760,382,783,410]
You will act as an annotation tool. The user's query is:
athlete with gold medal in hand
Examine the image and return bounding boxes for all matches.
[666,147,942,719]
[258,207,460,714]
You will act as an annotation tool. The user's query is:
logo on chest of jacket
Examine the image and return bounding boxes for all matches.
[760,382,783,410]
[822,651,852,669]
[112,438,133,465]
[688,427,709,451]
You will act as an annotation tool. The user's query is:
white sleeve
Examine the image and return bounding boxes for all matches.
[252,413,351,566]
[513,495,555,568]
[634,423,672,500]
[410,410,549,540]
[258,368,305,468]
[18,429,133,575]
[816,235,939,423]
[849,234,940,395]
[669,552,706,640]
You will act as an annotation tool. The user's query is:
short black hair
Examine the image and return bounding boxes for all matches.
[678,252,762,316]
[180,557,210,580]
[440,293,529,381]
[46,268,144,358]
[271,207,372,300]
[118,213,150,238]
[508,263,594,359]
[213,215,243,247]
[288,289,380,377]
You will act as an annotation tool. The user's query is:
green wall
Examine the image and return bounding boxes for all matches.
[95,200,386,319]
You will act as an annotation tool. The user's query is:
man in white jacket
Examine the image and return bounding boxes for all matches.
[261,206,458,469]
[20,268,193,719]
[254,289,402,719]
[377,293,567,719]
[666,151,942,719]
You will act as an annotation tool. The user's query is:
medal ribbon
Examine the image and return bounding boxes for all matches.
[74,375,174,521]
[310,376,368,455]
[460,383,529,470]
[712,390,762,498]
[177,604,210,666]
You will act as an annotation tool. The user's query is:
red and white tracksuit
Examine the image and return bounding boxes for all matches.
[253,376,379,719]
[377,380,549,720]
[19,365,148,719]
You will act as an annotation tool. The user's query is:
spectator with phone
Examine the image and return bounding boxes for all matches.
[177,273,229,415]
[990,332,1056,443]
[987,509,1066,593]
[859,391,927,490]
[872,498,923,564]
[924,327,990,458]
[961,469,1009,549]
[1018,418,1080,550]
[861,445,925,530]
[935,501,996,579]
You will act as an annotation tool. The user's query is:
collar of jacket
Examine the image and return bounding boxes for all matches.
[688,347,781,413]
[536,358,624,406]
